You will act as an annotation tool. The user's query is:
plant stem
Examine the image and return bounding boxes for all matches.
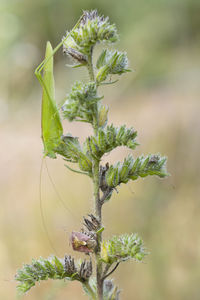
[87,48,103,300]
[93,158,103,300]
[83,282,96,299]
[87,47,95,82]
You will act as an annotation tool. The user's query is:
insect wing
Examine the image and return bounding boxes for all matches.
[42,41,63,158]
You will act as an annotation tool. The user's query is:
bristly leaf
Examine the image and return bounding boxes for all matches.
[105,154,169,189]
[96,49,130,83]
[41,42,63,158]
[85,124,138,160]
[101,233,147,265]
[55,134,93,175]
[15,256,93,294]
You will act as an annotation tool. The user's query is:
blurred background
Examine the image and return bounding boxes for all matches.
[0,0,200,299]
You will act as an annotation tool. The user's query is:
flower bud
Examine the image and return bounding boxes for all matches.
[96,49,130,83]
[78,156,92,173]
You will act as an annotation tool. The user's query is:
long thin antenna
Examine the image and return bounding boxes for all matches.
[44,159,79,220]
[39,158,59,255]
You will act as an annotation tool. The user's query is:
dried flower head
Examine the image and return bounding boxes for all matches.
[83,214,100,232]
[79,259,93,281]
[64,255,77,275]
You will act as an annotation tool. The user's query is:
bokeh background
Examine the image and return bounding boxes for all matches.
[1,0,200,299]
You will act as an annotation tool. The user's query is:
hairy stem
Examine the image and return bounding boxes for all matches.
[83,282,96,299]
[87,48,103,300]
[87,47,95,82]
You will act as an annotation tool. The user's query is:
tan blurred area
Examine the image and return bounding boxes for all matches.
[0,1,200,299]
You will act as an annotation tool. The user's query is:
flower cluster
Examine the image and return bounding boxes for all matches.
[62,81,101,123]
[63,10,118,61]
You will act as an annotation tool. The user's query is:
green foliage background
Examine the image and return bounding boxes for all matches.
[0,0,199,299]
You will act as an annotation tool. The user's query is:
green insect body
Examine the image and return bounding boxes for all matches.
[41,42,63,158]
[35,16,83,159]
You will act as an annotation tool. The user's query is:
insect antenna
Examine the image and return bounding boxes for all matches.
[44,159,79,221]
[39,158,59,255]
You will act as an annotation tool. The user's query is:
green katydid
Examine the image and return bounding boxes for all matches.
[35,15,83,158]
[35,17,86,252]
[39,41,63,159]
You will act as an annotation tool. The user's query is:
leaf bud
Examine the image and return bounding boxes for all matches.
[78,156,92,173]
[96,65,110,83]
[98,104,108,127]
[105,165,115,187]
[98,129,107,152]
[100,241,110,264]
[96,49,130,83]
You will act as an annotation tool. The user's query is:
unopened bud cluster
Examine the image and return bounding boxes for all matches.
[96,49,130,83]
[85,124,138,160]
[62,81,101,123]
[63,10,118,61]
[105,154,167,189]
[101,234,146,264]
[15,255,92,293]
